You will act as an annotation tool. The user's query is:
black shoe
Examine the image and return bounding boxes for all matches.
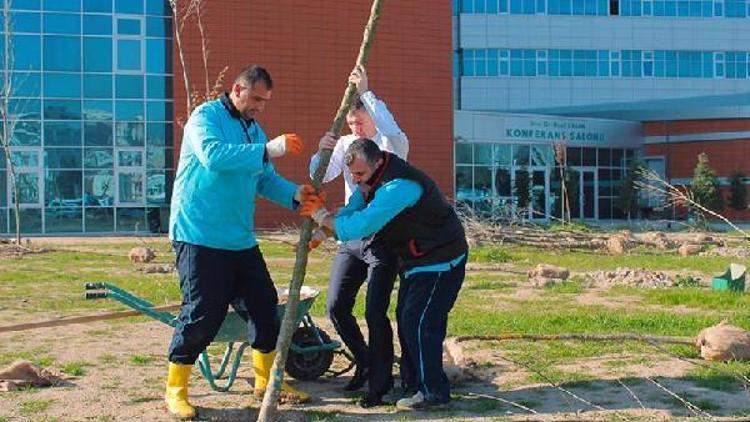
[358,394,385,408]
[343,365,370,392]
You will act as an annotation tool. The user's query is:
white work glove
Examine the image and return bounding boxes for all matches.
[349,65,368,95]
[266,133,302,158]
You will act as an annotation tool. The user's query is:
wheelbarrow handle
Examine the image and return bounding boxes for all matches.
[85,292,107,300]
[85,282,106,290]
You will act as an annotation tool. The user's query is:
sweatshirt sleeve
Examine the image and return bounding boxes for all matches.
[361,91,409,160]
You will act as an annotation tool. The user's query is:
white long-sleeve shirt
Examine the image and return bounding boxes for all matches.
[309,90,409,203]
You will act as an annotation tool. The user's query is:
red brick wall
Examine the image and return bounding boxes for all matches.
[643,120,750,219]
[172,1,453,229]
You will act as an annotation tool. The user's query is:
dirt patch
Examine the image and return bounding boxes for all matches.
[0,244,52,260]
[584,267,705,288]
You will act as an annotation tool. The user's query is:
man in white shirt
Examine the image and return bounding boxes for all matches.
[310,65,408,407]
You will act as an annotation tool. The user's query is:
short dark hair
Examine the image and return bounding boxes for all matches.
[347,95,365,115]
[344,138,382,167]
[234,65,273,89]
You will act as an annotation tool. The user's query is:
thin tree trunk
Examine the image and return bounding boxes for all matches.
[256,1,384,420]
[1,0,21,244]
[169,1,194,114]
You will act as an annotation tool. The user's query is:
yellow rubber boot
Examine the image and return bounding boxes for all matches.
[252,350,311,404]
[165,362,196,419]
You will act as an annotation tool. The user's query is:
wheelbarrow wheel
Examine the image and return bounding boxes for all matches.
[285,326,335,381]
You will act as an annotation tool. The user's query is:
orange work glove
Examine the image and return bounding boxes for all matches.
[266,133,303,158]
[298,188,327,218]
[308,228,329,250]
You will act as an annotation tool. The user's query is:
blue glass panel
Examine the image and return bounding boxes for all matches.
[83,15,112,35]
[461,0,473,13]
[44,73,81,98]
[117,18,141,35]
[84,148,113,168]
[677,0,689,15]
[598,0,608,14]
[486,50,498,76]
[44,99,81,120]
[146,75,171,99]
[115,75,144,98]
[146,101,171,121]
[147,0,170,15]
[43,13,80,34]
[85,208,115,231]
[146,39,171,73]
[572,0,584,13]
[84,37,112,71]
[11,0,41,10]
[486,0,498,13]
[44,36,80,71]
[84,74,112,98]
[116,100,144,120]
[13,35,41,70]
[474,0,485,13]
[115,122,145,146]
[44,121,82,145]
[83,0,112,13]
[117,39,141,71]
[499,0,509,12]
[45,147,82,168]
[12,209,42,233]
[84,100,113,121]
[9,99,41,119]
[12,72,41,97]
[46,207,82,232]
[664,0,677,15]
[13,12,41,32]
[45,171,83,206]
[462,50,474,76]
[10,121,41,146]
[523,0,535,13]
[147,122,172,146]
[84,122,113,146]
[548,0,559,13]
[117,208,146,232]
[43,0,80,12]
[115,0,143,14]
[146,16,171,37]
[84,0,112,12]
[510,0,523,13]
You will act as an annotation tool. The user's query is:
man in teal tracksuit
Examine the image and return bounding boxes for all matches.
[304,137,468,410]
[164,65,319,419]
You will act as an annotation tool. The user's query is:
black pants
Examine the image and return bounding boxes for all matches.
[168,241,279,364]
[326,239,398,397]
[396,256,466,404]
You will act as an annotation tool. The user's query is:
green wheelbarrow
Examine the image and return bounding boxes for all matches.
[84,282,350,392]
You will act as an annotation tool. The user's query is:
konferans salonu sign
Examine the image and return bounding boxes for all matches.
[505,118,606,143]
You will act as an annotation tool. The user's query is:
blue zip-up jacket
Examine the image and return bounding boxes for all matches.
[169,98,298,250]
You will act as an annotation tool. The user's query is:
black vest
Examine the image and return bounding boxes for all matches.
[364,153,468,271]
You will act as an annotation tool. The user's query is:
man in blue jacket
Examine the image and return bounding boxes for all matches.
[165,65,320,419]
[304,138,468,410]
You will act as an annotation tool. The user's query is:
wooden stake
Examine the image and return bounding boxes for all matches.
[255,1,384,420]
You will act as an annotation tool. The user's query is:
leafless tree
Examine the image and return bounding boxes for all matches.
[635,167,750,238]
[552,136,570,224]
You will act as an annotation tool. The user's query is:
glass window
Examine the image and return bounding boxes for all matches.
[147,0,171,16]
[46,207,82,232]
[117,40,142,71]
[116,207,146,231]
[455,143,472,164]
[84,122,113,146]
[612,149,624,167]
[84,0,112,12]
[11,0,41,10]
[115,0,144,14]
[598,148,612,166]
[474,143,492,165]
[118,150,143,166]
[115,101,145,121]
[43,73,81,98]
[118,172,145,204]
[115,122,144,146]
[146,171,167,205]
[147,146,171,168]
[146,123,172,146]
[493,144,511,165]
[495,167,511,196]
[117,17,142,35]
[83,15,112,35]
[566,147,582,166]
[13,35,41,71]
[13,12,41,32]
[512,144,529,165]
[11,150,40,167]
[45,170,82,205]
[531,145,552,166]
[43,12,80,34]
[84,148,114,168]
[146,16,171,37]
[0,173,6,208]
[44,121,82,146]
[12,72,41,97]
[44,36,80,71]
[84,74,113,98]
[146,38,171,73]
[84,171,114,207]
[43,0,80,12]
[462,49,474,76]
[456,166,472,204]
[10,99,42,120]
[45,147,82,168]
[83,37,113,72]
[44,99,81,120]
[115,75,144,98]
[146,101,171,121]
[146,76,172,98]
[85,207,115,231]
[10,121,42,146]
[11,208,42,233]
[83,101,113,121]
[582,147,596,166]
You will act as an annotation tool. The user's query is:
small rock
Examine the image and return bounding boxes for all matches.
[678,243,703,257]
[528,264,570,280]
[128,247,155,263]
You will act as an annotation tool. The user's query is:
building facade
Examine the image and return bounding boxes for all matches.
[453,0,750,221]
[0,0,454,235]
[1,0,173,235]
